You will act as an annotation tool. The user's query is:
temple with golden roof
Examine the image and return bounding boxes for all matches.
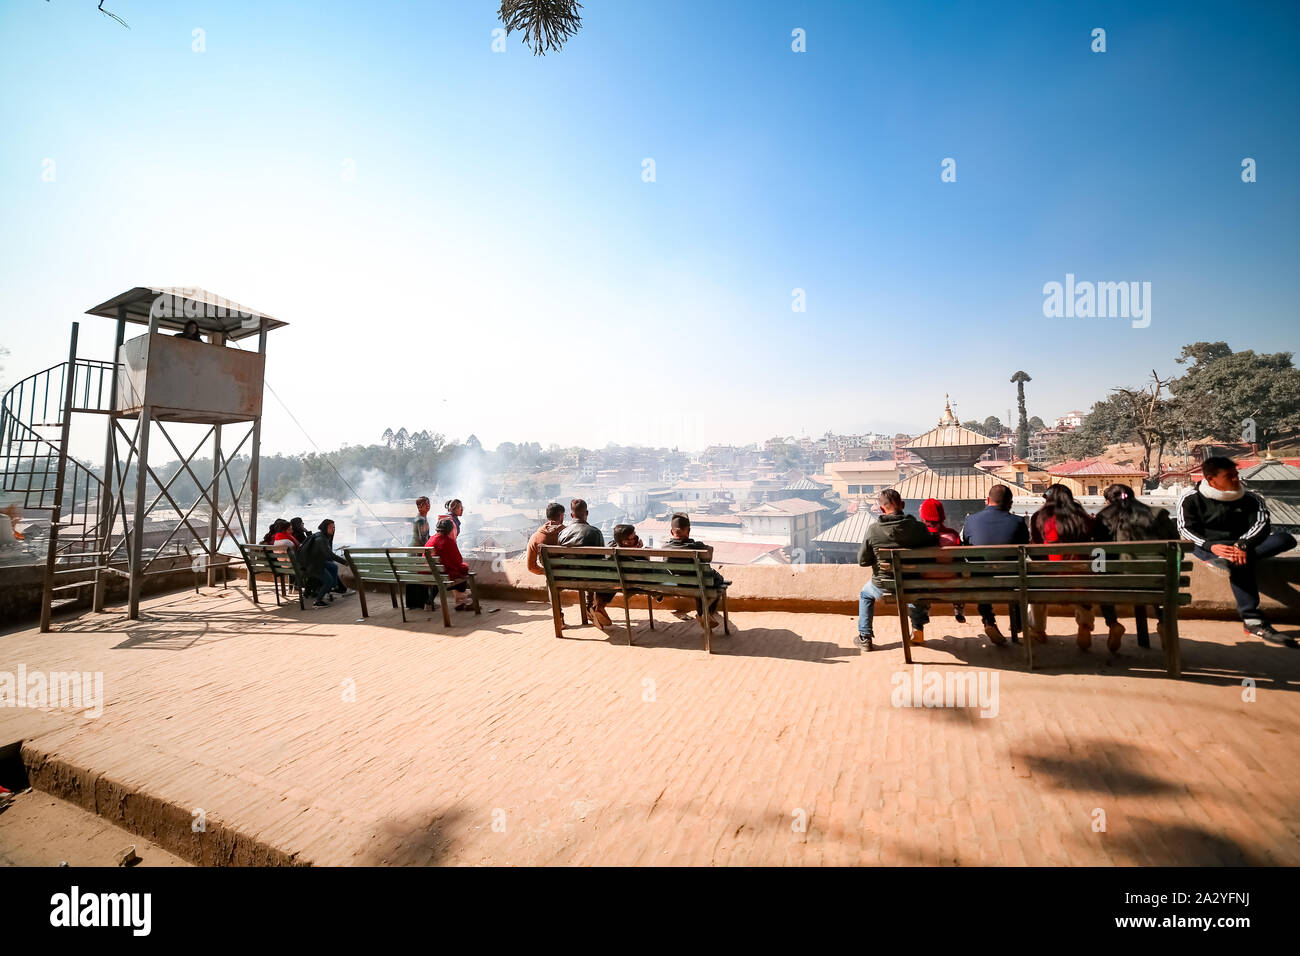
[889,397,1034,524]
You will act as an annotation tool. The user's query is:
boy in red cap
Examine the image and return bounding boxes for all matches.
[919,498,966,624]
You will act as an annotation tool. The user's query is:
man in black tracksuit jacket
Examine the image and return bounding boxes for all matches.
[1177,456,1296,644]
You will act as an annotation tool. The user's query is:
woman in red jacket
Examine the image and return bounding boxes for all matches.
[427,518,473,610]
[1027,484,1123,650]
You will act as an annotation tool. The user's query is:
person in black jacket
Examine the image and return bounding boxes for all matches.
[960,484,1028,645]
[1177,456,1296,644]
[661,514,726,631]
[857,489,940,648]
[299,519,355,608]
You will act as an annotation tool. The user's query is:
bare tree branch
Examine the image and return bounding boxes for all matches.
[44,1,129,29]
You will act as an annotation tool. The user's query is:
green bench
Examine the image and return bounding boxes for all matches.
[539,545,730,652]
[342,546,481,626]
[876,540,1191,676]
[237,542,308,610]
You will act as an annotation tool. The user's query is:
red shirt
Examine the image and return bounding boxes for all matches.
[427,532,469,580]
[272,531,298,547]
[1035,514,1094,561]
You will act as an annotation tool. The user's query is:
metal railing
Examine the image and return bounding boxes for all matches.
[0,358,116,556]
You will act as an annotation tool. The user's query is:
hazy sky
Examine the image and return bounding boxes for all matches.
[2,0,1297,461]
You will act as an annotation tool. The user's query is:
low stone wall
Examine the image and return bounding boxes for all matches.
[0,556,227,628]
[204,553,1300,624]
[455,556,1300,623]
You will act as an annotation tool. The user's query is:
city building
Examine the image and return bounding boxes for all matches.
[1047,458,1149,496]
[823,461,902,502]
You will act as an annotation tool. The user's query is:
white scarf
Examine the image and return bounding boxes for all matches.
[1199,479,1245,502]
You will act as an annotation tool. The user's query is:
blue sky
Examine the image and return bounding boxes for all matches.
[1,0,1297,458]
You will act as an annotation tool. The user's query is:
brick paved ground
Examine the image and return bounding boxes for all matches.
[1,586,1298,865]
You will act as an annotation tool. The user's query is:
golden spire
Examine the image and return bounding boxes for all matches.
[938,394,957,426]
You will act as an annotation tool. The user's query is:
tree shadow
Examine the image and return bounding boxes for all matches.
[354,806,468,866]
[1012,739,1178,797]
[1066,816,1267,866]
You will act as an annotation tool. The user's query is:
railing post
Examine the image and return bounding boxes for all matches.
[93,310,126,612]
[40,323,80,633]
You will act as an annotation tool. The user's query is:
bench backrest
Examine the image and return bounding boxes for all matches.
[238,542,301,578]
[540,545,722,593]
[876,540,1191,605]
[343,547,458,585]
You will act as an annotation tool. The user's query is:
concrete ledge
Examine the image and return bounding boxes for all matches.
[459,557,1300,623]
[0,556,227,628]
[21,744,306,867]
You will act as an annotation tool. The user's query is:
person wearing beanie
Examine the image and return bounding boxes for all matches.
[919,497,967,626]
[1177,456,1297,645]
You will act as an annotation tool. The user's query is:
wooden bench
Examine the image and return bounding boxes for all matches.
[876,540,1191,676]
[237,542,307,610]
[539,545,730,652]
[342,546,480,626]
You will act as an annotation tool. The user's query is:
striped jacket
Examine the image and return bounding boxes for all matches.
[1176,484,1270,549]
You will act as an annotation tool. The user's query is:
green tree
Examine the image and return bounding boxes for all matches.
[1171,342,1300,447]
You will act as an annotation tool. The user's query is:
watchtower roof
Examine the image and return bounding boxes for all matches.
[86,286,287,341]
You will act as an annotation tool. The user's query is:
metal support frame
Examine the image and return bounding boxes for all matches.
[38,324,80,632]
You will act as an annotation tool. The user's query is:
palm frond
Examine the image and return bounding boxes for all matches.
[498,0,583,56]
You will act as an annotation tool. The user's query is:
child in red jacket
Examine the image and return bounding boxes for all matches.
[427,518,473,610]
[919,498,967,624]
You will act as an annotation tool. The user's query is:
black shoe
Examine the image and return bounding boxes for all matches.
[954,612,967,624]
[312,599,329,608]
[1244,622,1295,646]
[856,631,874,649]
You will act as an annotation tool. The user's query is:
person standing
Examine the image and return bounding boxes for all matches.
[407,496,433,612]
[439,499,464,539]
[1177,456,1297,645]
[856,490,938,649]
[960,484,1029,645]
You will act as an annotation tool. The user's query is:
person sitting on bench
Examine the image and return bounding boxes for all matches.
[526,502,567,576]
[558,498,611,629]
[428,517,474,611]
[960,484,1029,645]
[857,489,938,649]
[1177,455,1297,645]
[301,519,355,607]
[661,514,725,632]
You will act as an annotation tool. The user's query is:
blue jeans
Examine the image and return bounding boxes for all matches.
[1194,532,1296,624]
[315,561,341,599]
[859,580,929,636]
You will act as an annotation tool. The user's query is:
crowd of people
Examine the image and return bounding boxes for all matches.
[404,497,474,613]
[262,457,1296,647]
[258,515,356,608]
[856,457,1296,650]
[522,498,723,631]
